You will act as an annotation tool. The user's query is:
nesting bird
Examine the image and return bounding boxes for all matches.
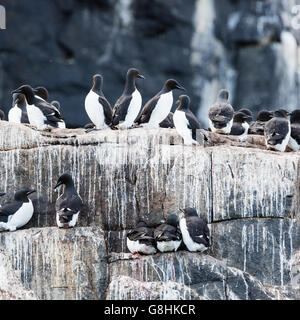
[135,79,185,128]
[0,189,35,232]
[288,110,300,151]
[179,208,210,252]
[112,68,145,129]
[208,89,234,134]
[127,221,157,255]
[230,111,252,141]
[154,213,182,253]
[8,93,29,124]
[173,95,202,145]
[54,174,83,228]
[85,74,113,131]
[264,109,290,152]
[11,85,65,130]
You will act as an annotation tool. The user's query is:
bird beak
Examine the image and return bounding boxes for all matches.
[26,190,36,196]
[176,85,186,91]
[54,181,63,190]
[137,74,145,79]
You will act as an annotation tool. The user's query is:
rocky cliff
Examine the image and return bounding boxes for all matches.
[1,0,300,127]
[0,122,299,300]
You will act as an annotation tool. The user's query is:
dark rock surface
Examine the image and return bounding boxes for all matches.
[1,1,300,127]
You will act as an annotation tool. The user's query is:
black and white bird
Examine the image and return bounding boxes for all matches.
[238,108,253,123]
[154,213,182,253]
[0,189,35,232]
[54,173,83,228]
[135,79,185,128]
[249,110,274,135]
[159,112,175,128]
[8,93,30,124]
[173,95,202,145]
[264,109,290,152]
[127,221,157,255]
[34,87,49,101]
[179,208,210,252]
[208,89,234,134]
[112,68,145,129]
[288,110,300,151]
[11,85,65,130]
[85,74,113,131]
[230,111,252,141]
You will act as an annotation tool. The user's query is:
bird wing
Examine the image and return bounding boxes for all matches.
[154,224,181,241]
[56,194,83,213]
[230,123,245,136]
[265,118,289,141]
[112,94,132,125]
[135,94,161,124]
[159,112,174,128]
[0,202,22,223]
[185,110,202,140]
[209,103,234,123]
[98,96,113,125]
[127,227,154,241]
[35,100,64,123]
[187,217,210,246]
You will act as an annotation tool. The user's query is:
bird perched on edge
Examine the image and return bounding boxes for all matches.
[208,89,234,134]
[179,208,210,252]
[229,111,252,141]
[154,213,182,253]
[8,93,29,124]
[249,110,274,136]
[85,74,113,131]
[112,68,145,129]
[0,189,35,232]
[135,79,185,128]
[11,85,65,130]
[54,173,83,228]
[173,95,202,145]
[288,110,300,151]
[127,221,157,255]
[264,109,290,152]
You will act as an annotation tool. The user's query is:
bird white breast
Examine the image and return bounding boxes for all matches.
[209,118,233,134]
[85,90,108,130]
[126,237,157,255]
[56,211,79,228]
[266,123,291,152]
[179,218,208,252]
[288,136,300,151]
[237,122,249,142]
[6,200,34,231]
[145,91,173,128]
[120,89,142,129]
[157,240,182,253]
[173,110,198,145]
[27,104,47,130]
[8,107,22,123]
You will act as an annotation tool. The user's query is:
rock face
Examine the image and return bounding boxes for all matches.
[0,122,299,300]
[1,1,300,127]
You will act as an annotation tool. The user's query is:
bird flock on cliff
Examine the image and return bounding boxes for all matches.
[0,67,299,254]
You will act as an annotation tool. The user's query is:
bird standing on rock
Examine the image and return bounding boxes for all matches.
[173,95,202,145]
[264,109,290,152]
[8,93,29,124]
[230,111,252,141]
[0,189,35,232]
[85,74,113,131]
[54,174,83,228]
[11,85,65,130]
[154,213,182,253]
[112,68,145,129]
[179,208,210,252]
[135,79,185,129]
[127,221,157,255]
[208,89,234,134]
